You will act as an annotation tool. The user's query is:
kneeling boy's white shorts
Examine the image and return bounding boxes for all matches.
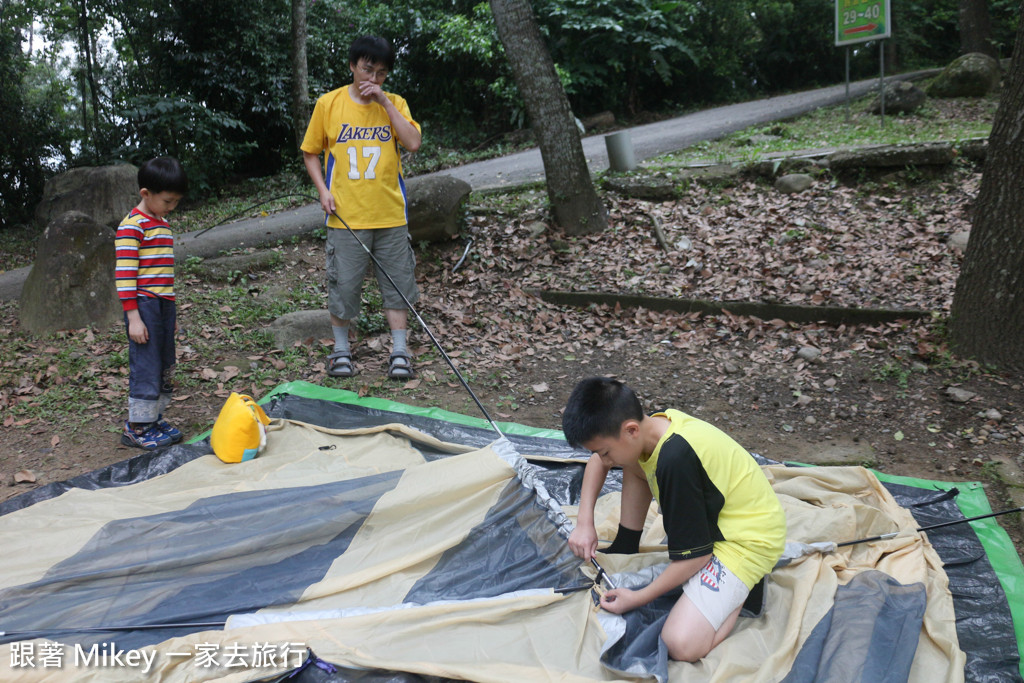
[683,555,750,631]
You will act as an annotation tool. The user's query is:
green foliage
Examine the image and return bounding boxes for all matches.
[890,0,1017,68]
[118,95,255,195]
[749,0,868,91]
[873,361,914,389]
[536,0,701,113]
[0,19,74,228]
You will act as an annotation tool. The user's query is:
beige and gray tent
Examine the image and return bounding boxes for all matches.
[1,382,1022,682]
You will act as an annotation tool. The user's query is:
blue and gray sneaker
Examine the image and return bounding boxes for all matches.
[156,415,183,444]
[121,422,174,450]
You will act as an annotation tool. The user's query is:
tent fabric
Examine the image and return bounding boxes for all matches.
[1,385,1022,682]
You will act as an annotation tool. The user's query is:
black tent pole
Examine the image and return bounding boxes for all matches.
[836,505,1024,548]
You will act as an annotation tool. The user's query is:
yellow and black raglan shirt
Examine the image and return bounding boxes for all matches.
[301,86,420,230]
[115,208,174,311]
[638,409,786,589]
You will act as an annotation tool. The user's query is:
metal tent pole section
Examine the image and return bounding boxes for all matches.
[591,557,617,589]
[329,210,505,439]
[836,505,1024,548]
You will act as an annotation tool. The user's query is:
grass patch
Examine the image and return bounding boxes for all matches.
[646,87,997,169]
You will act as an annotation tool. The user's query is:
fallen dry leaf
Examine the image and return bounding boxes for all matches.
[14,470,36,484]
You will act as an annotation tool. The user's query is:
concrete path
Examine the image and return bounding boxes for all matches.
[0,72,930,302]
[438,72,932,192]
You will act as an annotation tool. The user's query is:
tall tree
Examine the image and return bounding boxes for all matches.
[948,1,1024,370]
[489,0,607,235]
[959,0,996,57]
[290,0,309,150]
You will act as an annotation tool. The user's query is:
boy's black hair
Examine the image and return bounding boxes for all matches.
[348,35,395,71]
[562,377,644,448]
[138,157,188,195]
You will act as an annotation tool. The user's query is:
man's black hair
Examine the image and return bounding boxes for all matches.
[349,35,395,71]
[562,377,644,448]
[138,157,188,195]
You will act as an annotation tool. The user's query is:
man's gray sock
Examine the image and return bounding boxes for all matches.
[332,324,351,354]
[391,329,408,356]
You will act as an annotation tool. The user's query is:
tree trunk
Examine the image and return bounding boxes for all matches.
[75,0,92,155]
[959,0,997,58]
[78,0,103,154]
[949,3,1024,370]
[490,0,607,235]
[290,0,309,151]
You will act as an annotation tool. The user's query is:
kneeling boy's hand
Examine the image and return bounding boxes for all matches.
[568,524,598,560]
[599,587,642,615]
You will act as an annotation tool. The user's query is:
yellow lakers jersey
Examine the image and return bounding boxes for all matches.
[301,85,421,230]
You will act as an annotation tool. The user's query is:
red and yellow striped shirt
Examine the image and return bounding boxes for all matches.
[115,208,175,311]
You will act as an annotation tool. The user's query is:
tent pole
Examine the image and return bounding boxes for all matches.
[836,505,1024,548]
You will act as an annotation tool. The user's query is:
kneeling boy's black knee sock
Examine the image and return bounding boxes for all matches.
[603,524,642,554]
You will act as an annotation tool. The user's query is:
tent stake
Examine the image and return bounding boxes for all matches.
[836,505,1024,548]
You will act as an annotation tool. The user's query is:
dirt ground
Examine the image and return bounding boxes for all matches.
[1,153,1022,561]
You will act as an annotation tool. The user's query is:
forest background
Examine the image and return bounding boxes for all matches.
[2,0,1021,228]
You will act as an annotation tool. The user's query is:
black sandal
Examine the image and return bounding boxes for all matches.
[327,350,357,377]
[387,352,416,380]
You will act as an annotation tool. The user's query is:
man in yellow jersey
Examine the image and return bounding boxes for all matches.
[561,377,786,662]
[301,35,422,379]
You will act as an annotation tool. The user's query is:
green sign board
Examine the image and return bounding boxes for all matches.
[835,0,891,46]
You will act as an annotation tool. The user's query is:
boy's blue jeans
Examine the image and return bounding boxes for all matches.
[126,296,176,425]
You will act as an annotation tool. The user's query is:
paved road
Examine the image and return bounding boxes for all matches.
[433,72,931,192]
[0,72,928,302]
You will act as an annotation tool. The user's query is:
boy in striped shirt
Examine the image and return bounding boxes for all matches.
[115,157,188,449]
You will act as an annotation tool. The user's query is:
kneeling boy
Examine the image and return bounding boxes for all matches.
[562,377,786,662]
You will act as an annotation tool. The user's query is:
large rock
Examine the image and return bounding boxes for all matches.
[34,164,139,229]
[405,175,472,243]
[265,309,333,349]
[926,52,1000,98]
[774,174,814,194]
[19,211,122,335]
[870,81,927,115]
[828,142,956,170]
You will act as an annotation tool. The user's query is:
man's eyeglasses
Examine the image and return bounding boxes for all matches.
[359,65,389,79]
